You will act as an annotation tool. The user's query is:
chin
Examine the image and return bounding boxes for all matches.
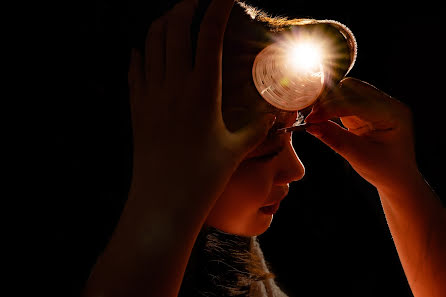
[252,213,274,236]
[206,213,274,237]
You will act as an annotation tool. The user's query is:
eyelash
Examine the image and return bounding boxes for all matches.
[255,150,281,162]
[251,112,301,162]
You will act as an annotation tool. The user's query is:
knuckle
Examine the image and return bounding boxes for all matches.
[339,77,356,88]
[339,77,366,93]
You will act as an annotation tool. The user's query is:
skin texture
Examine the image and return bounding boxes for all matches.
[136,0,305,237]
[83,1,290,296]
[304,78,446,297]
[205,3,306,236]
[82,0,446,296]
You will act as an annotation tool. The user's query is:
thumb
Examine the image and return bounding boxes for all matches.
[305,120,366,161]
[233,113,277,154]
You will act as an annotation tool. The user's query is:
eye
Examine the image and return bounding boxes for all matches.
[256,152,280,161]
[253,147,284,162]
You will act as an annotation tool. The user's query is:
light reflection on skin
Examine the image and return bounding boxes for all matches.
[204,4,306,237]
[245,111,299,160]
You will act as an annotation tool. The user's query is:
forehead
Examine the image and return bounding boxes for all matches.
[268,110,299,138]
[253,102,298,126]
[257,110,298,152]
[222,4,299,131]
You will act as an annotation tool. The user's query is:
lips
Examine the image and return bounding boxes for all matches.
[260,202,280,215]
[259,187,289,215]
[262,187,289,207]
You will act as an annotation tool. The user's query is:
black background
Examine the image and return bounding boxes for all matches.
[52,0,445,296]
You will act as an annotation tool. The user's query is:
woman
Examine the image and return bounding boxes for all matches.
[82,0,446,296]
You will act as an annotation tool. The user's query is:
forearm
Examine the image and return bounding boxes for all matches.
[376,170,446,297]
[81,176,218,297]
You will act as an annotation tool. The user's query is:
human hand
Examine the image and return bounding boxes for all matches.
[304,77,419,190]
[127,0,276,198]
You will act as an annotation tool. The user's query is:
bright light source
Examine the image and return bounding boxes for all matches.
[288,42,322,72]
[252,39,326,111]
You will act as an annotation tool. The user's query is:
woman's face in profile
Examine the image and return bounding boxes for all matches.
[204,4,306,236]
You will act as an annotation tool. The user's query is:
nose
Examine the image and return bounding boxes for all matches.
[273,143,305,185]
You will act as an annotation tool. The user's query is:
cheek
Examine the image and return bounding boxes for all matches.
[219,160,275,210]
[205,160,277,233]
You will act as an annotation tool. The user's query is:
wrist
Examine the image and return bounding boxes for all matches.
[375,165,424,197]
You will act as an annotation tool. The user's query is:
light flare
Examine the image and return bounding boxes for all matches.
[288,42,323,72]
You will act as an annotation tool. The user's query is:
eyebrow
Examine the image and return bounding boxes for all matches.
[223,106,298,134]
[262,132,289,152]
[244,131,287,159]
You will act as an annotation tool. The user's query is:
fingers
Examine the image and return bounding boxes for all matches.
[306,77,397,125]
[166,0,198,82]
[194,0,234,87]
[145,15,167,85]
[145,0,234,84]
[305,120,367,162]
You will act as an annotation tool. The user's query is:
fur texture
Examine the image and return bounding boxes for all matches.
[177,225,289,297]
